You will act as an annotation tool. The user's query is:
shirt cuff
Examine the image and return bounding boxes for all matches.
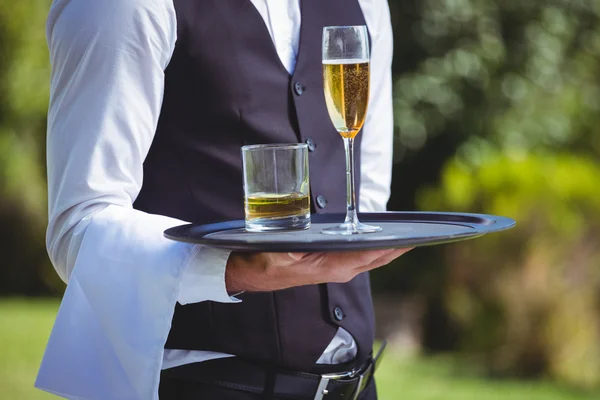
[177,245,241,305]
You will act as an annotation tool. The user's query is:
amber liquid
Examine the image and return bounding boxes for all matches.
[323,60,370,138]
[245,192,310,220]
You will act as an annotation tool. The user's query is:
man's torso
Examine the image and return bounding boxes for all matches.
[134,0,376,372]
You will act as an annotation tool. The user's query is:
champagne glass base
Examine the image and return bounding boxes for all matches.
[321,222,382,235]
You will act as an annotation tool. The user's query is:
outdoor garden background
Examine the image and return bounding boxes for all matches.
[1,0,599,398]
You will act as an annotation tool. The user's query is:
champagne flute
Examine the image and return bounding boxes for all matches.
[322,25,381,235]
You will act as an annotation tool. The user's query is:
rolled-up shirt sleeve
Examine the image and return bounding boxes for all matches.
[37,0,235,398]
[45,0,233,304]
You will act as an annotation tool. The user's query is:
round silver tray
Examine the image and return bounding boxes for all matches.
[164,212,516,252]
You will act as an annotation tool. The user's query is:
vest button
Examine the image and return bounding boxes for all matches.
[333,307,345,321]
[306,137,316,152]
[293,81,305,95]
[316,195,327,209]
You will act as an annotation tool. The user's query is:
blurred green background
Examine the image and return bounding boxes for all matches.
[1,0,599,398]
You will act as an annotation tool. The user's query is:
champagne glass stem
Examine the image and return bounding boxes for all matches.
[343,136,359,226]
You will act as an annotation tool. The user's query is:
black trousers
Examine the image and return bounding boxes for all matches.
[158,358,378,400]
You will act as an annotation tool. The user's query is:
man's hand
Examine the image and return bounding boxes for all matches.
[225,248,411,293]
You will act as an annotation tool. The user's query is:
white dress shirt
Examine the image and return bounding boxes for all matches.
[36,0,394,398]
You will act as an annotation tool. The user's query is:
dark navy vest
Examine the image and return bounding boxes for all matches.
[134,0,376,372]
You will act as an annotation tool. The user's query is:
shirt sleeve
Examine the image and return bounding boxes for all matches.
[37,1,236,398]
[45,0,234,305]
[359,0,394,212]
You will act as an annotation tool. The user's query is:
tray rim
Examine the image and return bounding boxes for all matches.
[163,211,516,252]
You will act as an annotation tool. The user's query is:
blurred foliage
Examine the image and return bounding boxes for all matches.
[392,0,600,157]
[419,153,600,388]
[1,0,599,393]
[0,0,61,295]
[381,0,600,391]
[388,0,600,212]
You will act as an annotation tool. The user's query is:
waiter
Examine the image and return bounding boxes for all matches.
[37,0,408,399]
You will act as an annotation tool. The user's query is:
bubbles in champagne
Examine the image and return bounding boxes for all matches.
[323,60,370,138]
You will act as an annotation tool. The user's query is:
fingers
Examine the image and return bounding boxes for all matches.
[287,252,309,261]
[233,247,412,291]
[273,248,405,266]
[356,248,413,274]
[326,248,400,268]
[341,248,407,267]
[363,248,412,268]
[310,248,412,284]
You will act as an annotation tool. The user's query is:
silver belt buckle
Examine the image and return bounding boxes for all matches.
[313,364,372,400]
[313,368,357,400]
[351,362,373,400]
[313,341,385,400]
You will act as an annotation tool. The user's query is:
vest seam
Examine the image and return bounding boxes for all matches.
[207,299,215,349]
[271,292,284,365]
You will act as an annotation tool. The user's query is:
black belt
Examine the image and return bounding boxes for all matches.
[162,341,386,400]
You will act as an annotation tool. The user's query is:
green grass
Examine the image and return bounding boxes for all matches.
[0,299,58,399]
[376,355,599,400]
[1,299,599,399]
